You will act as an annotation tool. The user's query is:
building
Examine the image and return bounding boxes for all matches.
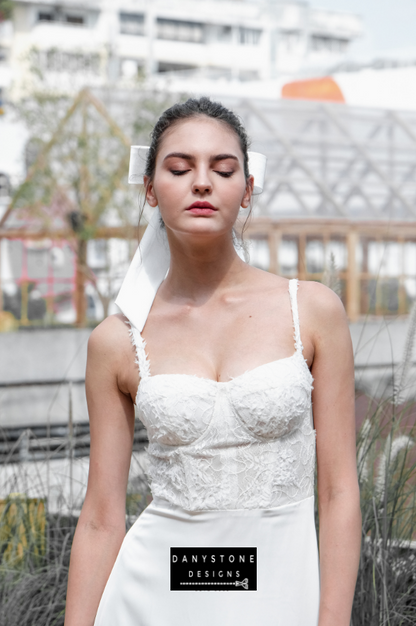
[1,2,415,327]
[0,0,363,98]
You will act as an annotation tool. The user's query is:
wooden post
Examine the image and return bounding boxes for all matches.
[268,229,281,275]
[397,237,406,314]
[75,238,87,327]
[346,230,359,321]
[20,281,29,325]
[298,234,306,281]
[0,238,3,313]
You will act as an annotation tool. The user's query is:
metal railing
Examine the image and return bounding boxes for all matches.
[0,379,148,464]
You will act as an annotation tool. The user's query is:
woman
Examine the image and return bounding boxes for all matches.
[65,98,361,626]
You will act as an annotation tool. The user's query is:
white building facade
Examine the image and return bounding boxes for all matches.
[0,0,362,97]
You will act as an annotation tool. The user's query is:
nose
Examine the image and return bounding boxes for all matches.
[192,165,212,195]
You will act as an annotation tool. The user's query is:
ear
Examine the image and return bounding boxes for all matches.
[241,175,254,209]
[143,175,158,207]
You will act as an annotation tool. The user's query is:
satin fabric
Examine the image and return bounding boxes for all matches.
[94,495,319,626]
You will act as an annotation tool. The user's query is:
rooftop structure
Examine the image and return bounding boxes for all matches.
[0,0,363,97]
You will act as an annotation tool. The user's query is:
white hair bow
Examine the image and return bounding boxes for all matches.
[115,145,267,331]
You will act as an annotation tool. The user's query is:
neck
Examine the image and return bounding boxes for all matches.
[163,228,248,300]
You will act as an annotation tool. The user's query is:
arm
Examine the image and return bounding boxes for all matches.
[302,282,361,626]
[64,316,136,626]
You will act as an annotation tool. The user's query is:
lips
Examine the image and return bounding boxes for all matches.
[186,201,217,211]
[185,201,218,216]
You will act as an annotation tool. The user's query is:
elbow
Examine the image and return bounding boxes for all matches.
[77,501,126,536]
[318,481,361,514]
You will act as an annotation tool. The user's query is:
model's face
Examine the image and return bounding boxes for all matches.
[144,117,253,240]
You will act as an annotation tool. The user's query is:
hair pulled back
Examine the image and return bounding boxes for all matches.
[144,97,251,181]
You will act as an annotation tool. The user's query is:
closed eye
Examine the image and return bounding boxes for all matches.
[215,171,234,177]
[170,169,190,176]
[170,169,234,177]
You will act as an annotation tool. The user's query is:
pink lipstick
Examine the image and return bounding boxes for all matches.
[186,201,218,216]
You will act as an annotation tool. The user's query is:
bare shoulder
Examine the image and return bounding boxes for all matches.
[87,313,132,364]
[297,281,351,360]
[298,280,348,328]
[245,264,291,295]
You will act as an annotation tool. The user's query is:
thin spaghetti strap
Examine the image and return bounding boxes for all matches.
[125,319,151,380]
[288,279,304,355]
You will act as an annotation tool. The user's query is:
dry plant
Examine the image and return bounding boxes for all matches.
[322,251,342,298]
[353,306,416,626]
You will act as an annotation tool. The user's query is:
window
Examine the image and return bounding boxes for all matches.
[87,240,108,270]
[38,11,54,22]
[120,12,145,36]
[157,19,204,43]
[248,238,269,270]
[46,49,100,74]
[214,25,232,42]
[239,28,261,46]
[157,61,197,73]
[0,173,10,197]
[279,239,298,276]
[66,15,84,25]
[280,30,301,51]
[239,69,259,81]
[311,36,348,53]
[306,239,324,274]
[37,10,85,26]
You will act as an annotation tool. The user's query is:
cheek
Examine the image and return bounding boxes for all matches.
[153,174,184,204]
[224,179,247,208]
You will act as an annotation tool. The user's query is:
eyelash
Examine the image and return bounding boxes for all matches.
[170,170,234,178]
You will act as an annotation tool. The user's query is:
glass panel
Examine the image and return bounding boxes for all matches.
[381,242,401,277]
[360,279,377,314]
[368,241,401,277]
[87,240,108,270]
[120,12,145,36]
[279,239,298,275]
[326,239,347,271]
[338,279,347,306]
[306,239,324,273]
[368,241,383,275]
[248,239,269,271]
[404,242,416,276]
[404,278,416,302]
[380,278,399,312]
[52,244,75,279]
[157,19,204,43]
[27,249,48,280]
[239,28,262,45]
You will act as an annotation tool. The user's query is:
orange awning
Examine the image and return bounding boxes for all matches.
[282,77,345,103]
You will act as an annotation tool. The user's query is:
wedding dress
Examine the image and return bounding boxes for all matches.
[94,278,320,625]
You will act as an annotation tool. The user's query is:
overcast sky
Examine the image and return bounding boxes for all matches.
[308,0,416,58]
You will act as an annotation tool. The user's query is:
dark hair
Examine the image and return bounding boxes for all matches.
[144,97,251,182]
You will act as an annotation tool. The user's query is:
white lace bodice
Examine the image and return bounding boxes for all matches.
[128,279,315,511]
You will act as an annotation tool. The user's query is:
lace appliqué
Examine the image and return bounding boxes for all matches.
[138,355,315,511]
[127,278,316,512]
[125,319,150,381]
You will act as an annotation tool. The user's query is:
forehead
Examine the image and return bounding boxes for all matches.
[158,116,243,157]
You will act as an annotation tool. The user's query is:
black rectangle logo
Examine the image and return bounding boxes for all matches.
[170,547,257,591]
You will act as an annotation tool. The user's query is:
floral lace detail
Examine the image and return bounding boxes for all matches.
[125,320,150,380]
[130,278,316,511]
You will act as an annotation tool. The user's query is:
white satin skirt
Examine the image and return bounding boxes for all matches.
[94,495,320,626]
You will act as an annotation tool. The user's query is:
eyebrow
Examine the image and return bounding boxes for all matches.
[163,152,239,163]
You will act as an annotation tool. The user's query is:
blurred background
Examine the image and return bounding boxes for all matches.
[0,2,416,622]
